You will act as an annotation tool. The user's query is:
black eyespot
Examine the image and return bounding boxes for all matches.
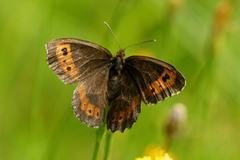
[88,110,91,113]
[165,74,170,79]
[61,48,67,52]
[63,60,66,63]
[151,88,155,93]
[67,66,71,71]
[119,116,122,120]
[97,112,99,117]
[112,116,115,120]
[162,77,167,82]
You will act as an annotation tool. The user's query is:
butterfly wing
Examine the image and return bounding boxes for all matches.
[46,38,112,84]
[107,67,142,132]
[125,56,185,105]
[72,63,111,128]
[46,38,113,128]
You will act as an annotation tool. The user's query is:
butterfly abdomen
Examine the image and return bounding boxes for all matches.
[107,57,123,103]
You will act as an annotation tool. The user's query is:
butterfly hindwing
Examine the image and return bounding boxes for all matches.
[107,67,142,132]
[72,62,111,128]
[125,56,185,105]
[46,38,112,84]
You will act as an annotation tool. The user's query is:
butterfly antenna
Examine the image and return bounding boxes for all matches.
[104,22,121,49]
[124,39,156,50]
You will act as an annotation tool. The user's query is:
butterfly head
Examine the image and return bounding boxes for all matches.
[116,48,126,57]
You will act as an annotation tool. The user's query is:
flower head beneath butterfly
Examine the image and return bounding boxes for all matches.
[135,144,173,160]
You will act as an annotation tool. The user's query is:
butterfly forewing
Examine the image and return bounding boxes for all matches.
[46,38,112,84]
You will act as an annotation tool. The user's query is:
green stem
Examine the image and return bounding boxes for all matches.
[103,130,113,160]
[92,123,106,160]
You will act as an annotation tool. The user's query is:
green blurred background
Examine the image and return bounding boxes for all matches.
[1,0,240,159]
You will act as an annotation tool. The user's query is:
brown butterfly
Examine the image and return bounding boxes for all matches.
[45,22,186,133]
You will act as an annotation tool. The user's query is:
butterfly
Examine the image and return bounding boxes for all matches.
[45,23,186,133]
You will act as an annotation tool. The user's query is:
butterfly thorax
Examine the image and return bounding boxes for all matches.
[112,49,125,75]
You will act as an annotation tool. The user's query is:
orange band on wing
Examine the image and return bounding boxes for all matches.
[85,103,94,116]
[144,69,177,96]
[94,107,101,119]
[117,111,126,122]
[78,84,100,118]
[111,112,118,122]
[56,44,79,79]
[111,96,139,122]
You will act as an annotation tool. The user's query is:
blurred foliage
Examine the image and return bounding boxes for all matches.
[1,0,240,160]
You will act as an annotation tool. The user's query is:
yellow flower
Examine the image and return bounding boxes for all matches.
[136,156,151,160]
[135,153,172,160]
[136,144,173,160]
